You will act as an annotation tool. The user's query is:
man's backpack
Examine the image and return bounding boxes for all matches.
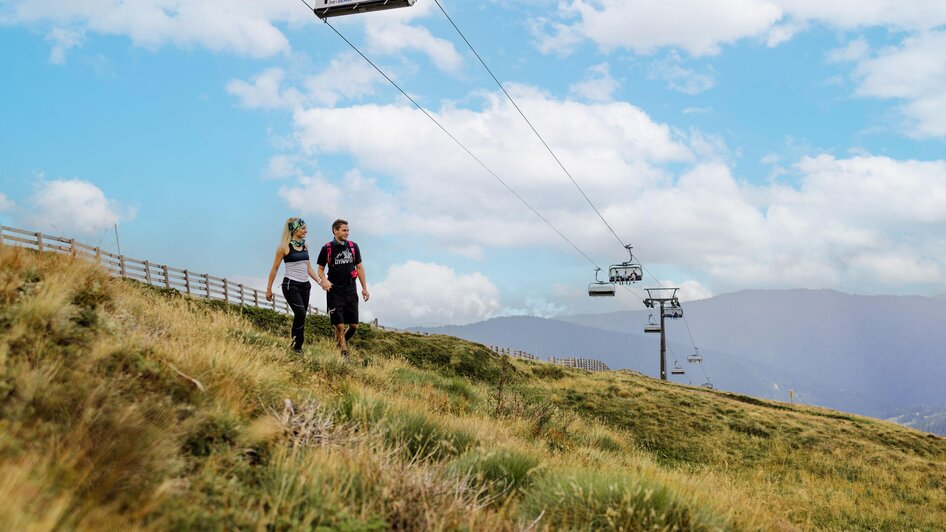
[325,240,359,279]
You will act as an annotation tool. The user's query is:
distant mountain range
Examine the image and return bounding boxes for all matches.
[418,289,946,435]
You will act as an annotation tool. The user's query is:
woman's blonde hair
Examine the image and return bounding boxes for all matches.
[279,217,304,254]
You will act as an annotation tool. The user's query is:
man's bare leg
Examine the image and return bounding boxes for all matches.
[335,324,349,359]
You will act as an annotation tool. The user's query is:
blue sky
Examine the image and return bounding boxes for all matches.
[2,0,946,327]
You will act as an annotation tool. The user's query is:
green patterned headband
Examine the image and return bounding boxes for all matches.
[288,219,306,234]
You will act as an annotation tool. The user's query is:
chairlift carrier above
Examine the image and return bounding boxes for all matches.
[663,306,683,319]
[609,245,643,284]
[687,347,702,364]
[671,362,685,375]
[644,314,661,333]
[588,268,616,297]
[314,0,417,19]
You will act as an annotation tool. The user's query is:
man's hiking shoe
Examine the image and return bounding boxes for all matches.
[342,350,350,361]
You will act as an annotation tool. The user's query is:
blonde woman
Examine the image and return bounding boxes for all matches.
[266,218,331,352]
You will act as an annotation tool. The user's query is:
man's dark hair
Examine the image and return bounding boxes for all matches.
[332,219,348,232]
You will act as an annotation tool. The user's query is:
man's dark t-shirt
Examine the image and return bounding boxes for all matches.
[317,240,362,290]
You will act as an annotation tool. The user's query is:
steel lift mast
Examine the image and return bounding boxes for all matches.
[643,287,681,381]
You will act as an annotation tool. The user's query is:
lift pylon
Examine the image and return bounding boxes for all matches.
[643,288,681,381]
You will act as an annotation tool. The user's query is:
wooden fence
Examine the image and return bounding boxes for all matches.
[0,225,322,317]
[0,225,610,371]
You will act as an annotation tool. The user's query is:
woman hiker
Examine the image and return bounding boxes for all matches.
[265,217,331,352]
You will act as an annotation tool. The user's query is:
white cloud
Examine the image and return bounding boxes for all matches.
[303,53,384,106]
[569,62,619,102]
[45,27,84,64]
[849,31,946,138]
[536,0,946,57]
[363,260,501,327]
[227,68,303,110]
[364,19,463,74]
[27,179,135,235]
[647,52,717,94]
[263,154,302,180]
[0,193,15,212]
[827,37,869,64]
[227,55,384,111]
[9,0,299,58]
[285,88,691,251]
[547,0,783,56]
[269,82,946,294]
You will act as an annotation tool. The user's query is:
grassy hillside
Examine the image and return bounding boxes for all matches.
[2,245,945,530]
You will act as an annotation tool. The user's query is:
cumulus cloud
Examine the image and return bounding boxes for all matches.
[848,31,946,138]
[535,0,946,56]
[277,87,946,293]
[363,260,501,327]
[284,88,691,253]
[569,62,619,102]
[26,179,136,235]
[227,68,303,110]
[8,0,299,58]
[45,27,84,64]
[227,55,388,112]
[364,19,463,74]
[0,193,15,212]
[647,52,717,94]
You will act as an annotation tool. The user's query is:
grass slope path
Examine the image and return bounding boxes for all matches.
[1,245,945,531]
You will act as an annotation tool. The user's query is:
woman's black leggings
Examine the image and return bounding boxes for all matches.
[281,278,311,351]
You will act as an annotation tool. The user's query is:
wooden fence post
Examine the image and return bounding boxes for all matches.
[144,260,153,284]
[239,284,245,306]
[184,270,191,295]
[0,225,5,246]
[253,289,259,308]
[119,255,127,277]
[203,274,211,299]
[36,232,44,252]
[70,238,77,258]
[223,278,229,303]
[163,265,170,288]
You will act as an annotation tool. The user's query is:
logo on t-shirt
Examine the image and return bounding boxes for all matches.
[334,249,354,266]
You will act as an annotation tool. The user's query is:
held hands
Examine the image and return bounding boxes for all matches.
[319,279,332,292]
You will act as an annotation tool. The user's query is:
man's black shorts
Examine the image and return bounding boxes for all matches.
[327,287,359,325]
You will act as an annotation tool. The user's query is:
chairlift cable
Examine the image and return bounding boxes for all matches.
[433,0,627,250]
[304,2,713,384]
[313,15,603,270]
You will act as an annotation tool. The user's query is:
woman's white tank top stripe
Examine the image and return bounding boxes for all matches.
[283,244,310,283]
[284,260,309,282]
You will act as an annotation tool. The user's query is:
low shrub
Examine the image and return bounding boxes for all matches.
[449,448,541,497]
[520,469,727,531]
[384,411,476,460]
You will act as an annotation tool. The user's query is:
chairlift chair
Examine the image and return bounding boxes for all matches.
[671,362,685,375]
[687,348,702,364]
[313,0,417,19]
[700,379,714,390]
[663,306,683,319]
[644,314,661,333]
[608,245,643,284]
[588,268,616,297]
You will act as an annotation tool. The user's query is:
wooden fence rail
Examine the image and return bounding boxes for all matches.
[0,225,602,369]
[0,225,314,317]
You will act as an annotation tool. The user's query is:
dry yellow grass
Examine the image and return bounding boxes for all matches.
[1,244,944,530]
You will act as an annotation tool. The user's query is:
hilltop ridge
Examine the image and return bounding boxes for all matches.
[2,245,945,530]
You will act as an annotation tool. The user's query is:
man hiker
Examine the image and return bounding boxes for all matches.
[317,219,369,360]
